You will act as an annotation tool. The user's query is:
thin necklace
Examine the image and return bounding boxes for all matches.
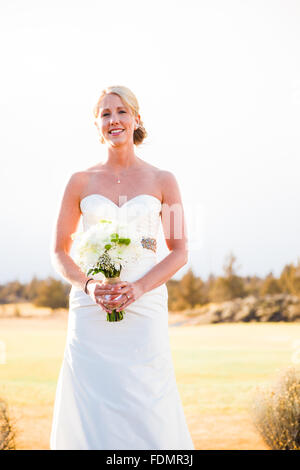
[116,171,122,184]
[113,162,141,184]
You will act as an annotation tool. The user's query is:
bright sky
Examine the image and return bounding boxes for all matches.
[1,0,299,284]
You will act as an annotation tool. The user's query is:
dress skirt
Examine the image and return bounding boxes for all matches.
[50,256,194,450]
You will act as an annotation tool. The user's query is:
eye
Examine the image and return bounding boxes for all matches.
[102,110,126,117]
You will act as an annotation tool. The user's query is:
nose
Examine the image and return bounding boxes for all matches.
[109,113,120,125]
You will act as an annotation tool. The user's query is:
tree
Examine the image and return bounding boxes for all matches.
[23,275,41,301]
[166,269,206,311]
[279,260,300,296]
[166,279,181,311]
[179,268,205,308]
[260,272,282,296]
[34,277,69,310]
[208,252,246,302]
[244,275,262,297]
[0,280,25,303]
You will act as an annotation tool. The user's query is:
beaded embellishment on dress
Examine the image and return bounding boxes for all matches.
[141,237,157,253]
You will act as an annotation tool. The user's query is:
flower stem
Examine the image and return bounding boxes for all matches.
[107,309,125,322]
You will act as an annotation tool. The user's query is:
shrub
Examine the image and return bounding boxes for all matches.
[250,366,300,450]
[0,398,16,450]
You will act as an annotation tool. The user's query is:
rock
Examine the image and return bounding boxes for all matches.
[174,294,300,323]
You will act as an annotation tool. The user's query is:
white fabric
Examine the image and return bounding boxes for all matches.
[50,194,194,450]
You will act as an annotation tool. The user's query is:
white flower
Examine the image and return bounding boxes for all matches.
[72,218,144,275]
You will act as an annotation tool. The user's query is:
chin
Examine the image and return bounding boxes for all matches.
[109,140,127,148]
[109,137,130,146]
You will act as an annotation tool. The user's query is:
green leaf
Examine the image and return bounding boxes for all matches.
[118,238,130,245]
[104,244,112,250]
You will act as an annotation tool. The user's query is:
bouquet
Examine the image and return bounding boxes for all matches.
[71,219,144,322]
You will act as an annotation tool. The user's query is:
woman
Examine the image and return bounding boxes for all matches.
[50,85,194,450]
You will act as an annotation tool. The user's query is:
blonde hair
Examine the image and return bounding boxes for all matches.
[93,85,147,146]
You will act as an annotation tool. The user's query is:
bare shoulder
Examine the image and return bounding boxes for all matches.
[82,162,106,172]
[157,169,177,184]
[157,170,182,204]
[59,170,91,207]
[64,170,89,193]
[138,163,177,201]
[69,170,89,183]
[137,158,160,174]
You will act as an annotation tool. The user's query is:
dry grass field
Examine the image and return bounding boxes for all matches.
[1,304,299,450]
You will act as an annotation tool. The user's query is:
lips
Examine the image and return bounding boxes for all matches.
[109,129,124,135]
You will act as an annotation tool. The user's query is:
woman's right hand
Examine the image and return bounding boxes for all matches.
[86,280,118,314]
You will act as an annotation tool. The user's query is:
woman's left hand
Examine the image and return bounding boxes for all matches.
[101,281,145,312]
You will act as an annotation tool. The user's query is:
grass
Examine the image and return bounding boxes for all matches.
[0,313,299,449]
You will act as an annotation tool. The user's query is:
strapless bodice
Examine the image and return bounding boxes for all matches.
[75,194,162,282]
[80,193,162,241]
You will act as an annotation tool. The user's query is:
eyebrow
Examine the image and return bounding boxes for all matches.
[100,106,127,112]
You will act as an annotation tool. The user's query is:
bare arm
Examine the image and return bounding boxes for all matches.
[50,172,90,290]
[51,172,122,312]
[135,170,188,294]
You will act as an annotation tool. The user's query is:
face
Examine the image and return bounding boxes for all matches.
[95,93,140,146]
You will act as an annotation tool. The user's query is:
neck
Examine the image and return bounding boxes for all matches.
[103,143,140,171]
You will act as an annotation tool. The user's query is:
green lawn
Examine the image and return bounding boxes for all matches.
[0,317,299,449]
[168,322,300,417]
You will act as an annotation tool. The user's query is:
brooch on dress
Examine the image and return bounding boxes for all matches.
[141,237,157,253]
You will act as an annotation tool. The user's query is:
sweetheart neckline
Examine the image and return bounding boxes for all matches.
[80,193,162,210]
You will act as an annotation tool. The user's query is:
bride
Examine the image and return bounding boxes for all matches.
[49,85,194,450]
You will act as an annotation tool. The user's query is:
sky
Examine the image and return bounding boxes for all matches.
[0,0,300,284]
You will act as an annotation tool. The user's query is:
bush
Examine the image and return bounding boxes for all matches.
[250,366,300,450]
[0,398,16,450]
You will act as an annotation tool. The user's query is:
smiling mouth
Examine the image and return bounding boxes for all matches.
[109,129,124,135]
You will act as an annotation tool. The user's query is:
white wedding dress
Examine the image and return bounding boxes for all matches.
[50,194,194,450]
